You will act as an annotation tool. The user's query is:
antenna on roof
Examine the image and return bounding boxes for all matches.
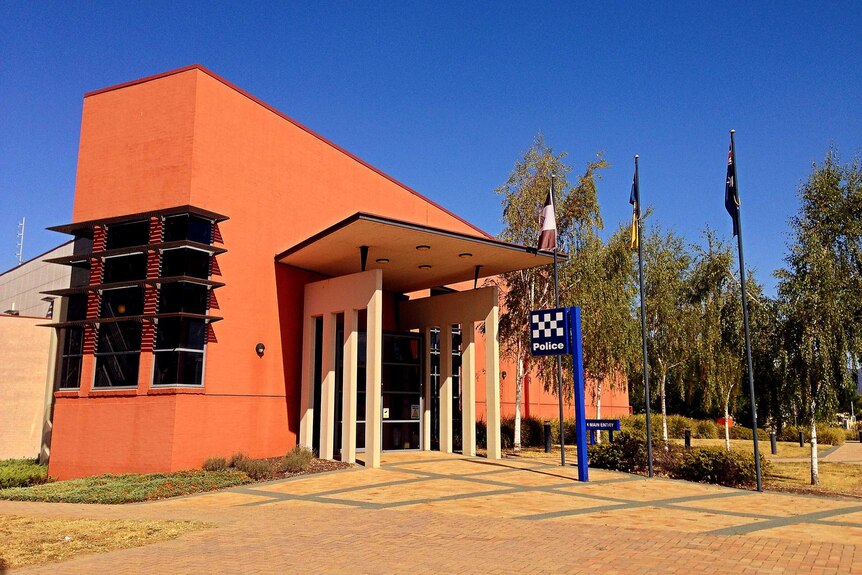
[16,216,25,265]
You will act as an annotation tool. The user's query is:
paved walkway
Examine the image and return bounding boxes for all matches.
[3,452,862,574]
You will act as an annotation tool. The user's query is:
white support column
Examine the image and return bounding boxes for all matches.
[422,325,433,451]
[341,308,359,464]
[460,320,476,457]
[440,323,453,454]
[298,313,316,449]
[365,288,383,468]
[484,304,502,459]
[319,312,337,460]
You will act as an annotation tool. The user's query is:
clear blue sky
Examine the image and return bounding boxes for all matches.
[2,2,860,294]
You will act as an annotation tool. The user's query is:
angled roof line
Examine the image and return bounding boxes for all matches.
[84,64,493,240]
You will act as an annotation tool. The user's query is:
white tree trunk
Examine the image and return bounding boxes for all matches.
[723,385,734,451]
[660,367,669,443]
[514,354,523,452]
[810,413,819,486]
[595,378,603,444]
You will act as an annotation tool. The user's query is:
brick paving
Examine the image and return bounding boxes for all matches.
[3,451,862,574]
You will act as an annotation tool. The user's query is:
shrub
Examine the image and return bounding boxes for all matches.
[816,426,846,446]
[666,415,692,439]
[476,420,487,449]
[279,446,313,473]
[202,457,227,472]
[729,425,753,440]
[587,431,648,473]
[666,447,767,488]
[233,458,276,481]
[229,452,249,468]
[694,419,718,439]
[0,459,50,489]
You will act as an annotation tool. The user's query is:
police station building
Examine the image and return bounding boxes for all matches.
[41,66,630,479]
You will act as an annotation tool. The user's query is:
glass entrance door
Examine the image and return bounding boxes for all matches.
[381,333,422,450]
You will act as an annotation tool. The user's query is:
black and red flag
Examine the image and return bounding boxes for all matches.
[538,187,557,251]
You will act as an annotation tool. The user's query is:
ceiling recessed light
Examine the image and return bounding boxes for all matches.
[375,258,390,264]
[418,264,432,269]
[416,245,431,251]
[459,252,473,258]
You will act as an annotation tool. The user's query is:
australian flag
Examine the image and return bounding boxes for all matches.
[725,144,740,236]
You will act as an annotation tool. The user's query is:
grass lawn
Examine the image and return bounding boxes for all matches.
[766,462,862,498]
[0,515,208,570]
[0,469,251,504]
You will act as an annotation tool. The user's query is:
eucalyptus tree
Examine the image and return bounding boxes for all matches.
[776,151,862,484]
[495,134,606,450]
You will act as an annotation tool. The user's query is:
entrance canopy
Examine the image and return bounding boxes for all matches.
[275,212,558,293]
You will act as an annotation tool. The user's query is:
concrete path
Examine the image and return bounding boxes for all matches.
[3,452,862,574]
[825,442,862,463]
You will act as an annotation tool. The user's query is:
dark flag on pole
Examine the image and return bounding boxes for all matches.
[538,187,557,251]
[725,145,740,236]
[629,176,639,250]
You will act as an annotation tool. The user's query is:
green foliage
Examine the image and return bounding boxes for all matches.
[667,447,767,488]
[0,459,50,489]
[202,457,228,472]
[587,431,648,472]
[777,425,846,445]
[815,426,846,446]
[694,419,718,439]
[233,458,275,481]
[279,446,314,473]
[0,470,250,504]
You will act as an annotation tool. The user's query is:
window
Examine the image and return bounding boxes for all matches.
[153,317,206,386]
[59,327,84,389]
[103,254,147,282]
[164,214,212,244]
[161,248,210,279]
[158,282,208,314]
[101,287,144,318]
[94,321,142,387]
[66,294,88,321]
[105,220,149,250]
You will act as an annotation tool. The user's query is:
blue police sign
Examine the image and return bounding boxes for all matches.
[529,307,569,356]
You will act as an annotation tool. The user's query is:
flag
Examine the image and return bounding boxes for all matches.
[538,187,557,251]
[629,175,639,251]
[725,143,740,236]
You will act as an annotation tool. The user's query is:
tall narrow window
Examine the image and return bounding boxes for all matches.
[153,318,206,386]
[58,294,87,389]
[94,321,142,387]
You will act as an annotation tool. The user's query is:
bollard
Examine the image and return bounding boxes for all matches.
[544,421,552,453]
[684,429,691,451]
[858,431,862,444]
[770,431,777,455]
[799,431,805,447]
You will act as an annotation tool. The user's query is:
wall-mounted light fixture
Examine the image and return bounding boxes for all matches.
[375,258,390,264]
[418,264,432,270]
[501,371,507,380]
[459,252,473,258]
[415,245,431,251]
[255,343,266,357]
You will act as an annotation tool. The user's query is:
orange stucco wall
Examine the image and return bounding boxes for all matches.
[50,66,494,479]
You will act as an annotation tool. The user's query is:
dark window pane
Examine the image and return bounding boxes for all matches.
[62,327,84,356]
[153,351,204,386]
[161,249,210,279]
[164,215,212,244]
[103,254,147,282]
[66,295,88,321]
[155,318,206,350]
[97,321,142,354]
[158,282,208,314]
[60,356,82,389]
[100,287,144,318]
[94,353,140,387]
[106,220,149,250]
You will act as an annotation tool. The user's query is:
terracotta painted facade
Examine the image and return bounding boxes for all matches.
[48,66,628,479]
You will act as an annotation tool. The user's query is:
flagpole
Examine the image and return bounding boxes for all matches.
[634,155,655,477]
[730,129,763,492]
[551,174,566,467]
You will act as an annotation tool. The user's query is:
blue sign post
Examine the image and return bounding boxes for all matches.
[568,307,589,482]
[529,306,589,482]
